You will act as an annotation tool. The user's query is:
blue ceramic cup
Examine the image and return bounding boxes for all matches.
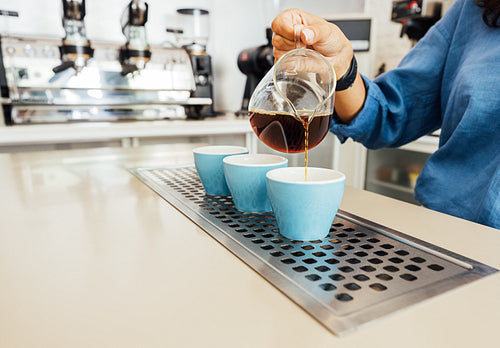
[266,167,346,241]
[223,154,288,213]
[193,145,248,196]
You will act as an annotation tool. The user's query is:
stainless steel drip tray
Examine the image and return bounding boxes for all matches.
[130,165,497,336]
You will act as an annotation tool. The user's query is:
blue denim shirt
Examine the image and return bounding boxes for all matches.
[330,0,500,229]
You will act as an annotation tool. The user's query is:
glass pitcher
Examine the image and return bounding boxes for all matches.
[248,46,336,154]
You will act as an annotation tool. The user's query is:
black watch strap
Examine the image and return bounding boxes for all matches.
[335,56,357,91]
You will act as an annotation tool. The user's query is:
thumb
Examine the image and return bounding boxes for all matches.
[300,21,348,58]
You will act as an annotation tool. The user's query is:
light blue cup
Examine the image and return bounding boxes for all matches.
[193,145,248,196]
[223,154,288,213]
[267,167,346,241]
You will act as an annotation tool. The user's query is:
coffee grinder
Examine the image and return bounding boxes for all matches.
[236,28,274,116]
[53,0,94,74]
[177,8,216,118]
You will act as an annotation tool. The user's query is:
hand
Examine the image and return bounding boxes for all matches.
[271,8,354,80]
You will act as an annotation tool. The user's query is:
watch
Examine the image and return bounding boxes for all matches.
[335,56,357,91]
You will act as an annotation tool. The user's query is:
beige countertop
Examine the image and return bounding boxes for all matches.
[0,144,498,348]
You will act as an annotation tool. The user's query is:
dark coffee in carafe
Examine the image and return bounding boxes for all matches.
[248,110,332,153]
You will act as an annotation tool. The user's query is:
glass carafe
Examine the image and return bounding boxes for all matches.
[248,46,336,154]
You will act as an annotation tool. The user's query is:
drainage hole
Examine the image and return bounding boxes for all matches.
[428,264,444,271]
[291,251,305,257]
[222,219,233,223]
[329,274,345,281]
[369,283,387,292]
[261,233,274,238]
[405,264,421,272]
[395,250,410,256]
[354,251,368,257]
[215,215,226,219]
[336,233,348,238]
[263,224,275,228]
[360,244,374,250]
[360,265,376,272]
[281,258,296,264]
[254,228,265,233]
[312,251,326,257]
[380,244,394,249]
[376,274,393,281]
[353,274,370,281]
[367,238,380,243]
[410,257,426,263]
[374,250,388,256]
[242,233,255,238]
[270,251,284,257]
[344,283,361,291]
[333,251,347,257]
[281,244,293,250]
[320,245,334,250]
[235,228,248,233]
[354,232,367,237]
[343,227,355,232]
[228,224,240,228]
[335,293,353,301]
[388,257,404,264]
[306,274,321,281]
[290,239,303,244]
[346,258,361,264]
[319,283,337,291]
[368,258,383,264]
[303,258,317,264]
[400,273,418,281]
[315,265,330,272]
[329,238,341,244]
[238,219,250,223]
[292,266,308,273]
[301,245,314,250]
[261,245,274,250]
[209,211,219,215]
[251,239,265,244]
[246,224,257,227]
[383,265,400,272]
[325,258,339,265]
[347,238,360,243]
[332,223,344,227]
[339,266,354,273]
[270,238,283,244]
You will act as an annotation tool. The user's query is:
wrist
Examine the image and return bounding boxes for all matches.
[335,55,357,91]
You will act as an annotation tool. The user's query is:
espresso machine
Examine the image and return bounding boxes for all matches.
[391,0,443,42]
[0,0,212,124]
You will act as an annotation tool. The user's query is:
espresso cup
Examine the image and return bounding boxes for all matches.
[266,167,346,241]
[223,154,288,213]
[193,145,248,196]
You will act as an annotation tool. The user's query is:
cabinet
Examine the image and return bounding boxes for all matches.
[364,133,439,205]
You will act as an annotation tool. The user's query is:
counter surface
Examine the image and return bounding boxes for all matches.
[0,144,498,348]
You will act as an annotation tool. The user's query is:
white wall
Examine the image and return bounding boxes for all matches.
[0,0,370,113]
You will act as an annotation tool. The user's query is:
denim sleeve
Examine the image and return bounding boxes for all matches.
[330,2,460,149]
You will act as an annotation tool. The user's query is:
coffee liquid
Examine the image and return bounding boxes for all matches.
[249,109,332,179]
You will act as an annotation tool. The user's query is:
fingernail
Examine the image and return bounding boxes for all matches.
[303,28,314,43]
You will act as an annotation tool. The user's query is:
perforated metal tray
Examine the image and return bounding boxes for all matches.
[130,166,497,336]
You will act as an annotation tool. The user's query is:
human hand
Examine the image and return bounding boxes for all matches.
[271,8,354,80]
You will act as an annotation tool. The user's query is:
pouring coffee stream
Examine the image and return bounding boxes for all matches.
[248,24,336,180]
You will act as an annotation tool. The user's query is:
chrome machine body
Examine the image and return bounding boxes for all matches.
[0,0,211,124]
